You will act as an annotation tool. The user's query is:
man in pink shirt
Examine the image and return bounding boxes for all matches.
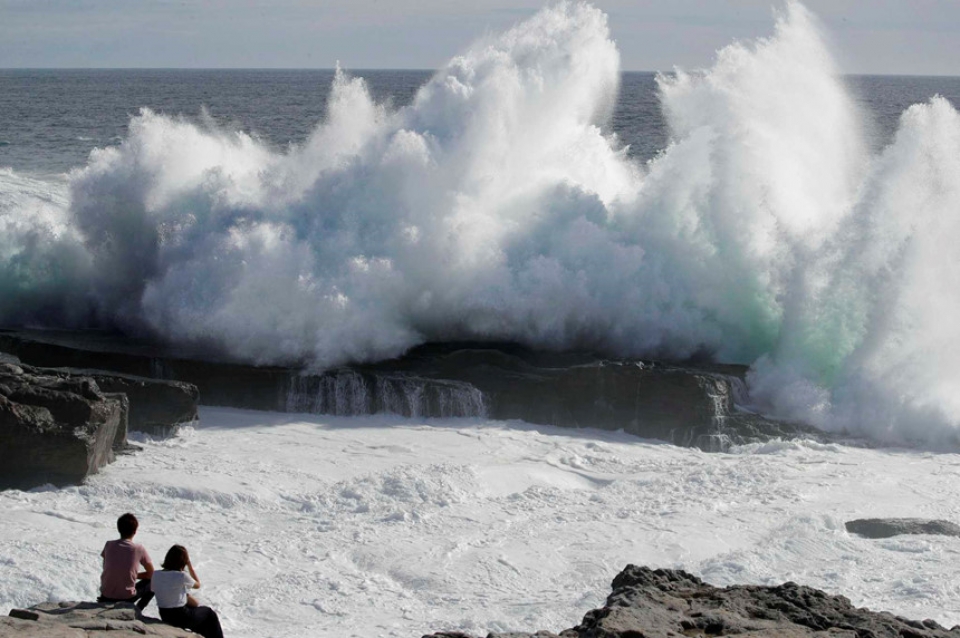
[98,513,155,611]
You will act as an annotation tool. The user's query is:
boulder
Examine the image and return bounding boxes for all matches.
[0,348,199,438]
[424,565,960,638]
[846,518,960,539]
[1,601,192,637]
[41,368,198,437]
[0,362,126,489]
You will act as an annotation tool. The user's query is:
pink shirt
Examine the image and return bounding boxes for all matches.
[100,539,152,599]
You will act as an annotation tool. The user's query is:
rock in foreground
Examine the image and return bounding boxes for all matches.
[425,565,960,638]
[1,601,191,637]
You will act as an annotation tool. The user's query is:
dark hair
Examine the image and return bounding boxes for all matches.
[162,545,189,571]
[117,513,138,539]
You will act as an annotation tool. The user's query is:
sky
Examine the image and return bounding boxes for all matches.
[1,0,959,76]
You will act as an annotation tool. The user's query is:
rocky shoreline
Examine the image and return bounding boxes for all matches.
[423,565,960,638]
[1,333,955,637]
[0,329,820,462]
[8,564,959,638]
[0,326,830,491]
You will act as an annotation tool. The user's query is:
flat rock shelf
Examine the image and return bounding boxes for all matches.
[0,330,819,451]
[1,602,191,637]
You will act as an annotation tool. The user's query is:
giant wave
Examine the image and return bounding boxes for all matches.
[2,1,960,446]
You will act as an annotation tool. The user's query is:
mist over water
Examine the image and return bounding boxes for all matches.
[2,1,960,446]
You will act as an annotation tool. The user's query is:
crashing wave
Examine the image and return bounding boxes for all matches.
[1,2,959,446]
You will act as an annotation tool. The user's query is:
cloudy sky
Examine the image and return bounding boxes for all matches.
[2,0,958,76]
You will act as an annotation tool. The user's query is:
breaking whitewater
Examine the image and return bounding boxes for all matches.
[4,1,960,635]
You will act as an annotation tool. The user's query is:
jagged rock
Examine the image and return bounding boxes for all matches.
[40,368,198,437]
[0,363,127,489]
[1,601,192,637]
[846,518,960,539]
[0,346,198,433]
[424,565,960,638]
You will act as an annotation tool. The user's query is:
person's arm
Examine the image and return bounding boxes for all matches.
[184,567,200,606]
[186,560,201,589]
[137,560,155,581]
[137,548,154,580]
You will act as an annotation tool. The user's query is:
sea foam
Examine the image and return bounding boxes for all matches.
[1,1,959,446]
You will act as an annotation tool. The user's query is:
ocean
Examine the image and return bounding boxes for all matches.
[4,3,960,635]
[3,69,960,175]
[4,55,960,445]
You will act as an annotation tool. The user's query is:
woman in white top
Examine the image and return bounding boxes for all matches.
[151,545,224,638]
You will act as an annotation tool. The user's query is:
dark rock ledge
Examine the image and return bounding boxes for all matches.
[0,360,127,490]
[0,355,198,490]
[1,601,191,637]
[0,330,821,452]
[424,565,960,638]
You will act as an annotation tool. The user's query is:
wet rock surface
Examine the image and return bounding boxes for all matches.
[0,355,199,489]
[1,601,192,637]
[366,344,819,450]
[0,361,126,489]
[0,330,818,451]
[424,565,960,638]
[42,368,198,437]
[846,518,960,539]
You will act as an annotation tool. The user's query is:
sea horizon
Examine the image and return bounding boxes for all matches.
[4,66,960,80]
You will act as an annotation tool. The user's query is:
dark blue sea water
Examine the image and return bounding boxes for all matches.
[3,69,959,176]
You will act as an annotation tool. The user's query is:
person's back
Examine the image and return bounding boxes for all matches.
[151,568,195,609]
[101,538,148,598]
[152,544,224,638]
[99,513,154,611]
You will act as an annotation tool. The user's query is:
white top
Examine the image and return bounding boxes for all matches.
[151,570,196,608]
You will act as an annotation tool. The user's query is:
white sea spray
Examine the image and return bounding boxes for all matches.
[1,2,960,445]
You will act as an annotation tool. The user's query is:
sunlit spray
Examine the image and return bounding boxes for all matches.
[1,2,959,445]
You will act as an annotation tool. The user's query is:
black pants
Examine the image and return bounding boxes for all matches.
[159,604,224,638]
[98,579,155,611]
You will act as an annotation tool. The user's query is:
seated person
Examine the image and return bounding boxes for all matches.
[152,544,224,638]
[98,512,154,611]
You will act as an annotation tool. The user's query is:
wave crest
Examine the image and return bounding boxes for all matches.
[2,2,960,446]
